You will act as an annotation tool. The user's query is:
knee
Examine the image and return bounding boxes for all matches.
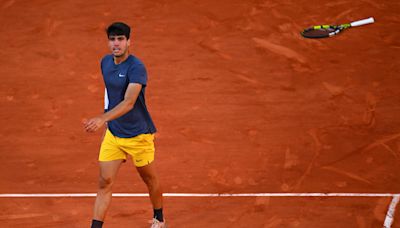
[98,176,114,191]
[141,174,158,188]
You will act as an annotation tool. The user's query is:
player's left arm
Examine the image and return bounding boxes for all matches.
[84,83,142,132]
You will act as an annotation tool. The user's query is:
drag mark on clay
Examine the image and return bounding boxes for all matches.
[325,1,349,7]
[1,0,15,9]
[264,216,283,228]
[228,69,262,85]
[320,166,372,185]
[324,132,400,166]
[283,147,299,170]
[363,92,378,128]
[322,82,345,97]
[322,81,357,103]
[252,37,307,64]
[361,133,400,156]
[379,143,399,160]
[0,213,48,220]
[294,128,323,190]
[334,8,355,21]
[45,19,63,37]
[198,38,232,60]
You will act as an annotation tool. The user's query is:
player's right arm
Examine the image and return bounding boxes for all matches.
[84,83,142,132]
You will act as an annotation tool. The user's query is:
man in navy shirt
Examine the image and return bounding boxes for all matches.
[84,22,165,228]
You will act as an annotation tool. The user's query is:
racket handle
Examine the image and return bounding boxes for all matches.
[350,17,375,27]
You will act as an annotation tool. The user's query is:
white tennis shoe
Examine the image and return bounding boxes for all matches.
[150,218,166,228]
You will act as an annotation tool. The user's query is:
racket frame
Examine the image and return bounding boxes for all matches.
[301,17,374,39]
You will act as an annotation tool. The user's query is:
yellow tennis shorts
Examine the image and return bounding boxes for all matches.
[99,129,155,167]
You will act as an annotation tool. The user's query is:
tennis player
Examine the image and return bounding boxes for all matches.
[84,22,166,228]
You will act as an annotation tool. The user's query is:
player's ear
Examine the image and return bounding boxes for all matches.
[127,38,131,47]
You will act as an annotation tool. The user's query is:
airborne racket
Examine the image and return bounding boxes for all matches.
[301,17,375,39]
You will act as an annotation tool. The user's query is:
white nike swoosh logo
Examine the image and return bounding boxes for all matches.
[118,73,126,77]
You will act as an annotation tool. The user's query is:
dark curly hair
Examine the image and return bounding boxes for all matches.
[106,22,131,39]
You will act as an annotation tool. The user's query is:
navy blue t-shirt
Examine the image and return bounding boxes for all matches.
[101,54,156,138]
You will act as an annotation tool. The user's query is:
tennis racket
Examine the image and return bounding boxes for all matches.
[301,17,375,39]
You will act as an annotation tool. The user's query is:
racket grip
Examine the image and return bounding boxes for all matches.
[350,17,375,27]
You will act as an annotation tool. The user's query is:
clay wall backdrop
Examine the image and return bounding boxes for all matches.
[0,0,399,227]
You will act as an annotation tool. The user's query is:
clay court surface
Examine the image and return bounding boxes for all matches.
[0,0,400,227]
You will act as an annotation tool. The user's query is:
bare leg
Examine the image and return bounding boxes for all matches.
[136,162,163,209]
[93,160,124,221]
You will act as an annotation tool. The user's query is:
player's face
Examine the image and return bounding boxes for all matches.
[108,35,130,57]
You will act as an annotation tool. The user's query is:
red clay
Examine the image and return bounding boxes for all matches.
[0,0,399,227]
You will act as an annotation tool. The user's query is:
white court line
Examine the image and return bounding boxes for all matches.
[384,195,400,228]
[0,193,399,198]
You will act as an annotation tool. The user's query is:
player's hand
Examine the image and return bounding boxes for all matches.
[83,116,106,132]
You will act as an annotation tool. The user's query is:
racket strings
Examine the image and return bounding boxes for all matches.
[301,25,340,38]
[301,23,351,38]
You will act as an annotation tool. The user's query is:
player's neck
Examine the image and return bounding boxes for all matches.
[113,52,129,65]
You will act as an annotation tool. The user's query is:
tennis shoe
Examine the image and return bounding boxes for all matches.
[150,218,166,228]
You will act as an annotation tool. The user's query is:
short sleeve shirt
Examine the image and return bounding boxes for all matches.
[101,54,157,138]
